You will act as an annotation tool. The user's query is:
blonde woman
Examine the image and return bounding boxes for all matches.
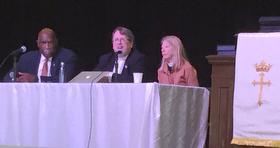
[158,35,199,86]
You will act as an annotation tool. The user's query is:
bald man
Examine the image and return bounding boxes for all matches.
[4,28,77,82]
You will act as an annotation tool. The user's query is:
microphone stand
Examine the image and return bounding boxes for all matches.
[114,54,118,82]
[0,46,27,82]
[12,55,17,82]
[114,50,122,82]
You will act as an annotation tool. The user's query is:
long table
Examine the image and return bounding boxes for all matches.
[0,83,209,148]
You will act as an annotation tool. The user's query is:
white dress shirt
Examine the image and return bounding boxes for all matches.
[112,55,128,74]
[37,54,52,82]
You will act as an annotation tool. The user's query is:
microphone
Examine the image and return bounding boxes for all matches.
[115,50,123,55]
[0,46,27,68]
[10,46,27,56]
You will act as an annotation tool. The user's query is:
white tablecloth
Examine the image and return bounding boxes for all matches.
[0,82,209,148]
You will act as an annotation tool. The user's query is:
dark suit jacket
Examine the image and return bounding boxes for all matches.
[4,47,77,82]
[94,49,145,82]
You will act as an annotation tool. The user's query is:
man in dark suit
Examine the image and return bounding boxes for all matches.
[94,26,145,82]
[4,28,77,82]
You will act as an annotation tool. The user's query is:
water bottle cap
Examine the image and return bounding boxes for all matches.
[61,62,65,66]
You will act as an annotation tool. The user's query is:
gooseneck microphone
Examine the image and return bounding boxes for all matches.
[10,46,27,56]
[0,46,27,82]
[0,46,27,68]
[114,50,123,82]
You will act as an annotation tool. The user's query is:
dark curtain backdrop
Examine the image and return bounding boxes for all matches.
[1,0,280,86]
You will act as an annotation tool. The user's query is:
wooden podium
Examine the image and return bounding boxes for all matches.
[206,55,273,148]
[206,55,236,148]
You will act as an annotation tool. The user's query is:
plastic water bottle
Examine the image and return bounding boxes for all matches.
[59,62,65,83]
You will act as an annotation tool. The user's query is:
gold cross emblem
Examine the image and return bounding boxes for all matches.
[252,61,272,106]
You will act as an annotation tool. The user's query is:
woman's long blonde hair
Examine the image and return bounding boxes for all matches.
[158,35,189,71]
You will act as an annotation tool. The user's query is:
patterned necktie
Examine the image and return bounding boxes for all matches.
[41,59,48,76]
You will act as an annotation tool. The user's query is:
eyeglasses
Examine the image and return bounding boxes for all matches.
[113,38,130,43]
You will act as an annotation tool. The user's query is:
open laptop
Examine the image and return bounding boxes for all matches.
[69,71,110,83]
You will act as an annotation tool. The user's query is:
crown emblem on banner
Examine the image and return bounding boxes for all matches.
[254,61,272,72]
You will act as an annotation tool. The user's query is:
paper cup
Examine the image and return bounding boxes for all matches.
[106,72,113,83]
[133,72,143,83]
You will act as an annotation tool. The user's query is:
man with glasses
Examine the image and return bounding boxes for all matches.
[94,26,145,82]
[4,28,77,82]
